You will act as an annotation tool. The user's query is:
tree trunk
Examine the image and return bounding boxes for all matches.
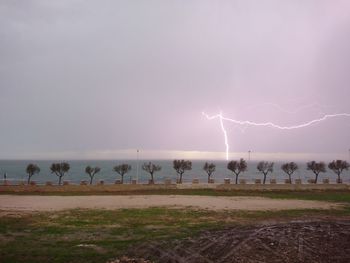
[151,173,154,184]
[208,174,210,183]
[235,174,238,184]
[89,176,93,185]
[59,176,62,185]
[179,173,183,184]
[314,173,319,184]
[121,174,124,184]
[337,172,341,182]
[263,173,267,184]
[289,174,292,184]
[27,175,31,185]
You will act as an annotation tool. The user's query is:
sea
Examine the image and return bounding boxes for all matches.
[0,160,349,185]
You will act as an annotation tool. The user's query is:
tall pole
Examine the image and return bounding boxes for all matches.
[136,149,139,182]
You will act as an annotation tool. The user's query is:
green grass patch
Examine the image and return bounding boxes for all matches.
[260,191,350,203]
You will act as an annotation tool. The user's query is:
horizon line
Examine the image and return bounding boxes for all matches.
[0,149,349,162]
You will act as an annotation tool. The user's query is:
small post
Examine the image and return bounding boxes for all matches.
[136,149,140,183]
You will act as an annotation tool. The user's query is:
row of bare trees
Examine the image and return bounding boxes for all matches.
[25,162,73,185]
[24,162,157,185]
[308,160,350,183]
[25,162,133,185]
[22,159,350,185]
[202,160,273,184]
[174,159,350,184]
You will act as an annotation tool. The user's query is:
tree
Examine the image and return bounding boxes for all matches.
[306,161,326,184]
[85,166,101,185]
[26,164,40,185]
[173,160,192,184]
[113,164,131,184]
[257,161,274,184]
[142,162,161,184]
[281,162,298,183]
[328,160,349,182]
[203,162,216,183]
[227,158,247,184]
[50,162,70,185]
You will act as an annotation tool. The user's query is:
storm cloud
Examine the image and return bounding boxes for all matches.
[1,0,349,160]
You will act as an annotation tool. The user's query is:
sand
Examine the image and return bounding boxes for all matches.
[0,195,338,212]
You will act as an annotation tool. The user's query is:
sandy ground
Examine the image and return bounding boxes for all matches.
[0,195,339,212]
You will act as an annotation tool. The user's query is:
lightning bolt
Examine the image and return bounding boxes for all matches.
[218,112,229,160]
[202,112,350,160]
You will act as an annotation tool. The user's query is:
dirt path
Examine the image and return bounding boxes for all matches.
[133,220,350,263]
[0,195,338,212]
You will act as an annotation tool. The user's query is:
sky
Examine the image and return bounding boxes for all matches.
[0,0,350,161]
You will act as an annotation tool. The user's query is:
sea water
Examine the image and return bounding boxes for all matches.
[0,160,348,184]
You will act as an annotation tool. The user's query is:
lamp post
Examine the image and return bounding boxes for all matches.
[136,149,139,182]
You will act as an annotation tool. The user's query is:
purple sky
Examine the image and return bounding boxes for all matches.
[0,0,350,160]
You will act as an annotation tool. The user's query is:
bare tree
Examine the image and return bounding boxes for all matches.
[328,160,349,182]
[257,161,274,184]
[281,162,298,183]
[85,166,101,185]
[173,160,192,183]
[113,164,132,184]
[50,162,70,185]
[307,161,326,184]
[26,164,40,185]
[203,162,216,183]
[227,158,248,184]
[142,162,161,184]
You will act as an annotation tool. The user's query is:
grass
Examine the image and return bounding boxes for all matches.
[1,205,350,263]
[0,208,228,263]
[258,190,350,203]
[1,189,350,262]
